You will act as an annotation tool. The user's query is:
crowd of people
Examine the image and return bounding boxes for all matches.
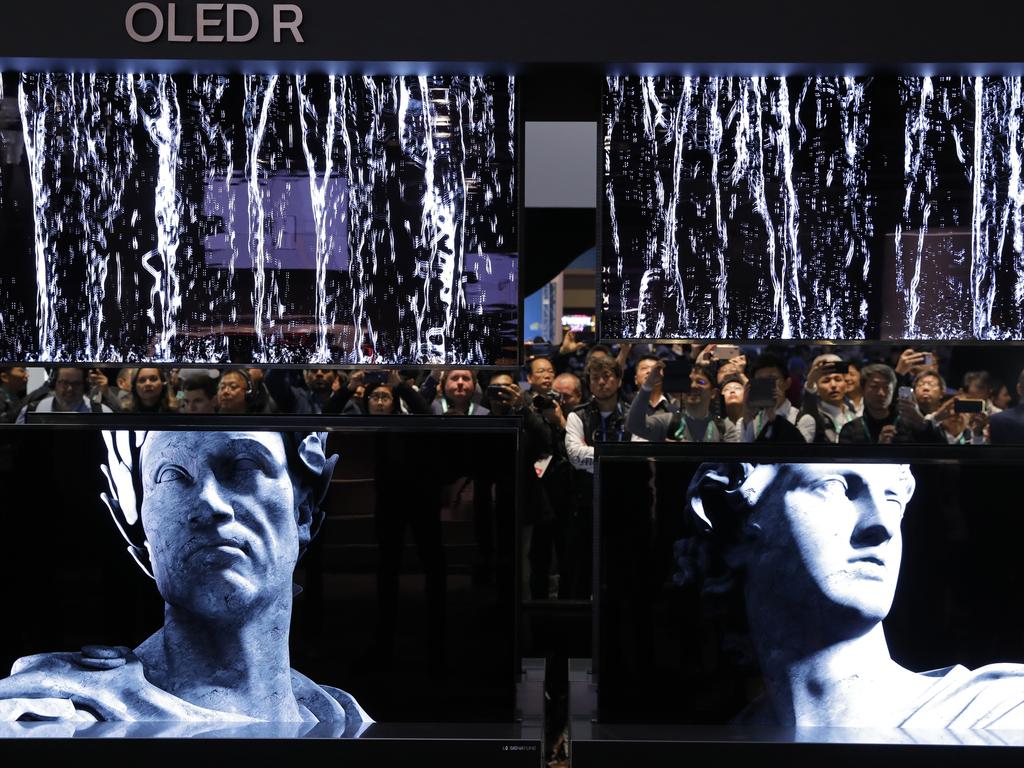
[2,341,1023,599]
[0,366,436,422]
[2,341,1023,441]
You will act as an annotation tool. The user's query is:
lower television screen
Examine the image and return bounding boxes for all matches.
[0,428,517,728]
[598,454,1024,735]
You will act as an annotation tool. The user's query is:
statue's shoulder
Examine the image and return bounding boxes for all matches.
[11,645,135,676]
[1,646,248,722]
[903,663,1024,729]
[290,669,373,732]
[2,648,375,727]
[0,647,138,721]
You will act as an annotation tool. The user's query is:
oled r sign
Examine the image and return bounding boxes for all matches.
[125,3,305,43]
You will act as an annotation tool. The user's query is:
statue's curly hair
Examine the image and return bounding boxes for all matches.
[674,463,775,597]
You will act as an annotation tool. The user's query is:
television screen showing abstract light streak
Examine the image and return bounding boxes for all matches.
[602,76,1024,342]
[0,73,518,364]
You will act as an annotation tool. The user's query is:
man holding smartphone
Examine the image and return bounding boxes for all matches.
[798,355,854,443]
[627,363,735,443]
[894,348,939,387]
[838,365,947,445]
[734,354,815,443]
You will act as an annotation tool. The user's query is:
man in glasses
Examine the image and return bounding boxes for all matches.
[16,368,113,423]
[627,363,735,443]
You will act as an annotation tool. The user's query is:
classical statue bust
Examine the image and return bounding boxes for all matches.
[684,462,1024,729]
[0,430,371,727]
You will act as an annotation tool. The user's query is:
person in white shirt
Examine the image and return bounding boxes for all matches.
[565,356,629,473]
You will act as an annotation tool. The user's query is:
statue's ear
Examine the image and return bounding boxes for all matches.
[297,433,338,505]
[292,433,337,556]
[294,492,327,554]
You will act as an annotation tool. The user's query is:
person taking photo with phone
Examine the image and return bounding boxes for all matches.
[627,362,736,443]
[733,354,816,443]
[798,355,855,443]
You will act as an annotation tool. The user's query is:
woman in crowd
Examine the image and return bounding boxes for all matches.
[363,371,431,415]
[130,368,175,414]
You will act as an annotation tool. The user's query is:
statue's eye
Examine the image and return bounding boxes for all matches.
[814,476,849,496]
[234,457,261,472]
[156,465,189,484]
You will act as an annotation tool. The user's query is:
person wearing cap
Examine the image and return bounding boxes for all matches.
[681,462,1024,727]
[0,430,370,728]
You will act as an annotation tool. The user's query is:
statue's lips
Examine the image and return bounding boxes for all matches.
[847,553,887,579]
[185,538,251,562]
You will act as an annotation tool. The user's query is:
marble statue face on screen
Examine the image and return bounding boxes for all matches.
[0,431,371,730]
[685,462,1024,730]
[741,464,910,630]
[141,432,306,620]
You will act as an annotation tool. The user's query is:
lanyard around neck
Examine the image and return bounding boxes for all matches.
[674,415,715,442]
[441,399,474,415]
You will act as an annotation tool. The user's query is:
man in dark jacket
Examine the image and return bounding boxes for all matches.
[839,364,944,444]
[989,369,1024,444]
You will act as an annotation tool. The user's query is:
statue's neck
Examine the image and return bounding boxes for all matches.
[747,612,930,726]
[136,598,301,721]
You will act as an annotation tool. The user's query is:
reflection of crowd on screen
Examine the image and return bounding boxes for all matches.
[5,343,1021,445]
[6,339,1024,606]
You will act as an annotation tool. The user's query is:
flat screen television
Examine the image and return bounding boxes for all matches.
[602,75,1024,342]
[0,424,519,729]
[0,72,518,365]
[596,443,1024,742]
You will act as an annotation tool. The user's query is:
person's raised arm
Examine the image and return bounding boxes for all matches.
[615,342,633,373]
[394,372,432,414]
[322,385,355,414]
[625,362,674,442]
[264,369,298,413]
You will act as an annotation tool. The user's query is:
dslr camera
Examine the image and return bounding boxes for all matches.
[532,390,563,410]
